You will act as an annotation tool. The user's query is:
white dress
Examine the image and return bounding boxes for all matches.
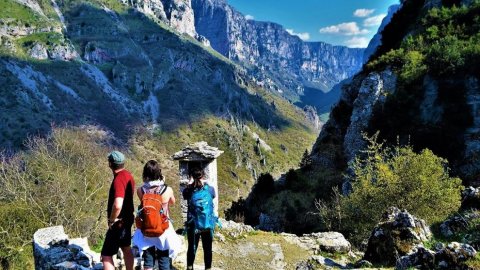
[132,181,183,258]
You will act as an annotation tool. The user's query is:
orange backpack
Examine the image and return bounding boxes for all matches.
[136,185,169,237]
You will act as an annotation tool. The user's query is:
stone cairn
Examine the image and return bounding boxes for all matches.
[172,141,223,223]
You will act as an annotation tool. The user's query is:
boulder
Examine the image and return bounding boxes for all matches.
[363,207,431,266]
[439,211,480,249]
[436,242,477,269]
[396,242,477,270]
[33,226,102,270]
[440,215,469,238]
[307,232,351,253]
[396,245,436,270]
[461,186,480,210]
[219,218,254,238]
[29,43,48,60]
[282,232,351,254]
[33,226,72,270]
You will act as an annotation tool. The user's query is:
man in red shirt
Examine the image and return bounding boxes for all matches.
[101,151,135,270]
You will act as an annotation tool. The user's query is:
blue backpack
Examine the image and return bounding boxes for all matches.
[188,184,216,231]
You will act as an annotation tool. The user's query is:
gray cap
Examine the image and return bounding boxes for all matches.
[107,151,125,164]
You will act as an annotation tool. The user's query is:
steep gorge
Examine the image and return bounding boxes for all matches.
[191,0,365,105]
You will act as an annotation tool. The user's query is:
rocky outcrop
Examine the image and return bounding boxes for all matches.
[309,0,480,184]
[439,210,480,249]
[460,77,480,180]
[303,106,322,131]
[122,0,197,37]
[218,218,254,238]
[29,43,49,60]
[28,42,78,61]
[33,226,103,270]
[396,242,477,270]
[49,44,79,61]
[343,69,397,161]
[191,0,364,100]
[363,207,432,266]
[462,186,480,210]
[282,232,351,254]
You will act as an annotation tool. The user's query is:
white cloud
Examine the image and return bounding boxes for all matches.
[319,22,369,36]
[286,29,311,41]
[353,9,375,18]
[363,14,387,27]
[344,37,370,48]
[245,14,254,20]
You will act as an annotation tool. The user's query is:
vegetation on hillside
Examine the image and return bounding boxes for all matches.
[318,134,463,244]
[0,128,113,268]
[367,2,479,179]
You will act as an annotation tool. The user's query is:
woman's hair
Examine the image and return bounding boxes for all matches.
[142,160,164,182]
[190,167,205,188]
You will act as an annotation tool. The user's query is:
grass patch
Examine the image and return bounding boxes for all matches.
[0,0,45,26]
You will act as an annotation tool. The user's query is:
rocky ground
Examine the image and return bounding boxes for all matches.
[33,219,366,270]
[32,198,480,270]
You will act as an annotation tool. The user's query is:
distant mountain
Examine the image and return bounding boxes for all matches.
[190,0,364,103]
[87,0,364,111]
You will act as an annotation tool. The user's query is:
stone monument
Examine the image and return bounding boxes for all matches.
[172,141,223,222]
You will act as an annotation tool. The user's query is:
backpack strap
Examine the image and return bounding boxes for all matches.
[158,184,168,195]
[142,184,168,195]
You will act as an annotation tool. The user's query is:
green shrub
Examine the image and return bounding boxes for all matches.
[321,134,463,244]
[0,127,114,268]
[253,173,275,195]
[0,203,40,269]
[284,169,299,190]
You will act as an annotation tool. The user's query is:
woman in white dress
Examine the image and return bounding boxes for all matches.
[132,160,182,270]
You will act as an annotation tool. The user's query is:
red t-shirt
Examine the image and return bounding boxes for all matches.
[107,169,135,224]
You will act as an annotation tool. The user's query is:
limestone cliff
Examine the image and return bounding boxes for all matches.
[191,0,364,101]
[122,0,197,37]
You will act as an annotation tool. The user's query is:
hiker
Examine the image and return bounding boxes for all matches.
[101,151,135,270]
[183,167,217,270]
[132,160,182,270]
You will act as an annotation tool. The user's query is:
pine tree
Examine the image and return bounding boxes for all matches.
[299,149,312,170]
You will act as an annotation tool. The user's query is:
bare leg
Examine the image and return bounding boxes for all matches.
[121,246,134,270]
[102,255,115,270]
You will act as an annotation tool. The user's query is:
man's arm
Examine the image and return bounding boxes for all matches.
[108,197,124,228]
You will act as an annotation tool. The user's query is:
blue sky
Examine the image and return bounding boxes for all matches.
[227,0,399,48]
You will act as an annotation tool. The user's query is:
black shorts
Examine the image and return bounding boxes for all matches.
[101,223,132,256]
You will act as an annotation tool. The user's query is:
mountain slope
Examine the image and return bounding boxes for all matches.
[239,0,480,235]
[0,0,319,214]
[312,0,480,184]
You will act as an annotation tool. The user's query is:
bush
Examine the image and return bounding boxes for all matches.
[253,173,274,195]
[224,197,247,223]
[0,203,40,269]
[320,134,463,244]
[0,127,113,268]
[284,169,298,190]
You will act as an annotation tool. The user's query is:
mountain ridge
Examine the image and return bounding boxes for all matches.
[191,0,364,102]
